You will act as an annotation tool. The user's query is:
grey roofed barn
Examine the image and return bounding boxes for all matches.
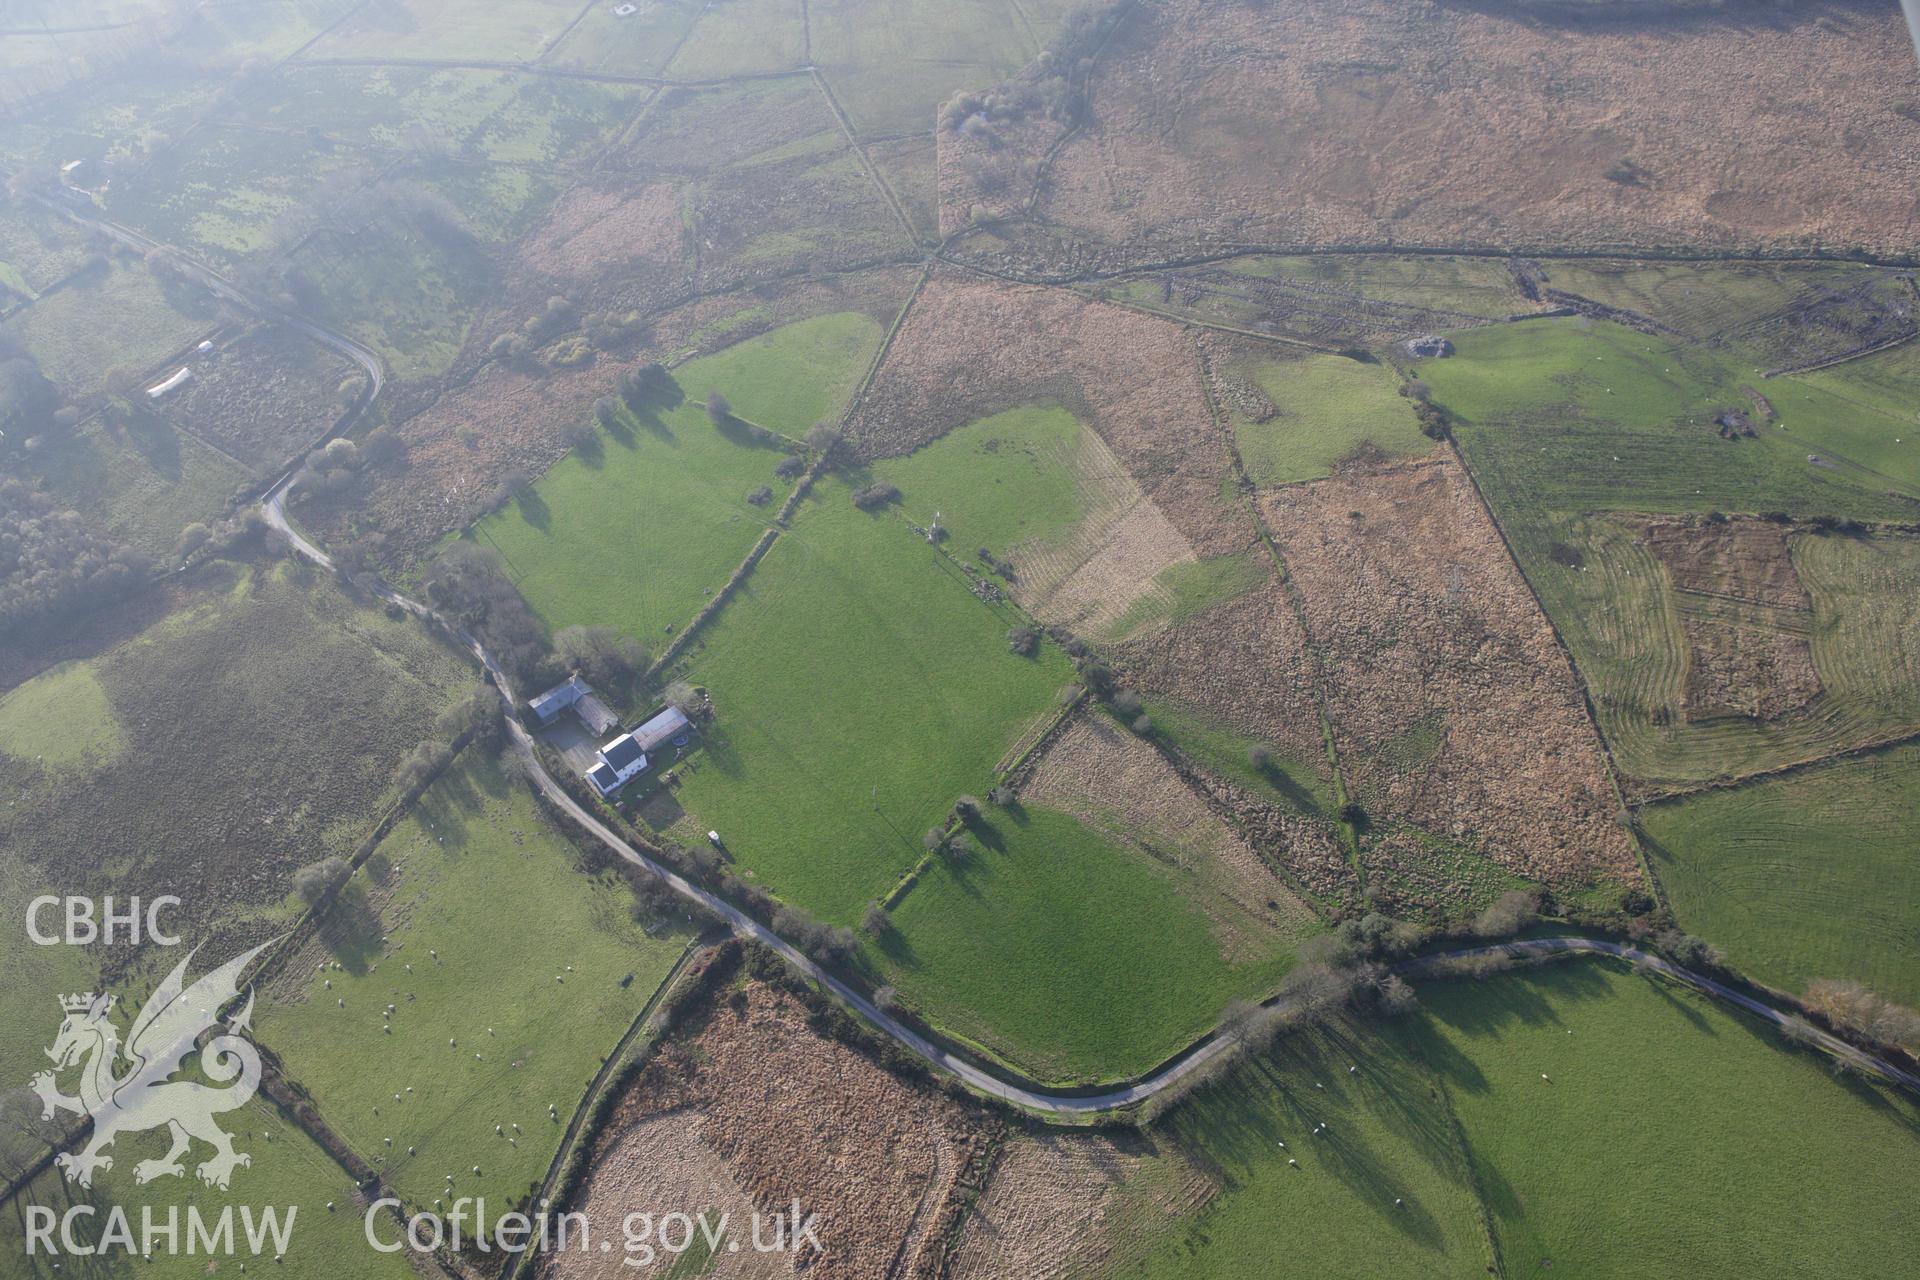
[528,674,590,724]
[630,705,691,753]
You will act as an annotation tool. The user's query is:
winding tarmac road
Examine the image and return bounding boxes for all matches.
[67,192,1912,1114]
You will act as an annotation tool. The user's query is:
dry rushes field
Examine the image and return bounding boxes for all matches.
[558,978,991,1280]
[849,274,1249,556]
[947,1132,1212,1280]
[1261,456,1638,887]
[1006,0,1920,261]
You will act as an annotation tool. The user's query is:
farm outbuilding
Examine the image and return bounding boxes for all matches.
[574,690,619,736]
[629,705,691,754]
[528,674,591,724]
[146,367,192,399]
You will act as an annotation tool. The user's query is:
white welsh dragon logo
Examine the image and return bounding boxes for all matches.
[29,940,274,1191]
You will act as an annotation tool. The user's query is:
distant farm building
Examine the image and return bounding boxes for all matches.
[579,705,691,796]
[588,732,648,796]
[528,674,620,735]
[146,367,192,399]
[574,689,619,736]
[629,705,690,754]
[528,675,590,724]
[1405,335,1453,359]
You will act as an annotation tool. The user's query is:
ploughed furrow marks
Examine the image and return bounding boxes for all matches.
[1514,506,1920,792]
[1641,516,1821,726]
[1260,455,1638,888]
[542,1110,786,1280]
[1797,531,1920,723]
[1009,426,1193,641]
[1593,519,1920,790]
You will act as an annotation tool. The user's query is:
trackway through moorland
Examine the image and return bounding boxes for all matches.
[45,201,1915,1115]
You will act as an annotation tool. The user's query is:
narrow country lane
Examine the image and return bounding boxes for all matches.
[60,195,1913,1115]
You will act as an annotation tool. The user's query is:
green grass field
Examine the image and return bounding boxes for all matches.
[305,0,586,62]
[1227,352,1434,486]
[1109,1020,1494,1278]
[1232,253,1523,319]
[7,258,213,396]
[172,0,364,61]
[862,402,1264,642]
[1139,695,1334,819]
[667,470,1072,919]
[478,311,883,642]
[0,560,472,970]
[288,220,494,382]
[104,125,373,267]
[662,0,807,78]
[1479,511,1920,786]
[882,804,1309,1083]
[1642,743,1920,1007]
[0,658,124,769]
[1114,959,1920,1277]
[31,416,249,557]
[546,0,703,76]
[0,1101,418,1279]
[0,855,103,1098]
[1421,317,1920,785]
[1425,318,1920,514]
[1532,258,1876,342]
[0,206,90,298]
[257,66,651,167]
[809,0,1037,136]
[259,750,693,1236]
[872,405,1091,561]
[1409,959,1920,1277]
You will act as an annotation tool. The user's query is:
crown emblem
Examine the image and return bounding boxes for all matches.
[60,993,105,1014]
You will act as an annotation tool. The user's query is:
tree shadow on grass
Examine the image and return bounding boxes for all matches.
[318,881,385,975]
[1419,960,1611,1044]
[1639,968,1715,1034]
[603,410,641,449]
[710,409,790,456]
[627,381,683,442]
[872,921,921,969]
[691,730,745,781]
[573,428,605,469]
[964,809,1011,854]
[513,484,550,531]
[411,761,486,849]
[1165,1038,1452,1252]
[1635,826,1678,871]
[126,414,183,481]
[1256,759,1321,816]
